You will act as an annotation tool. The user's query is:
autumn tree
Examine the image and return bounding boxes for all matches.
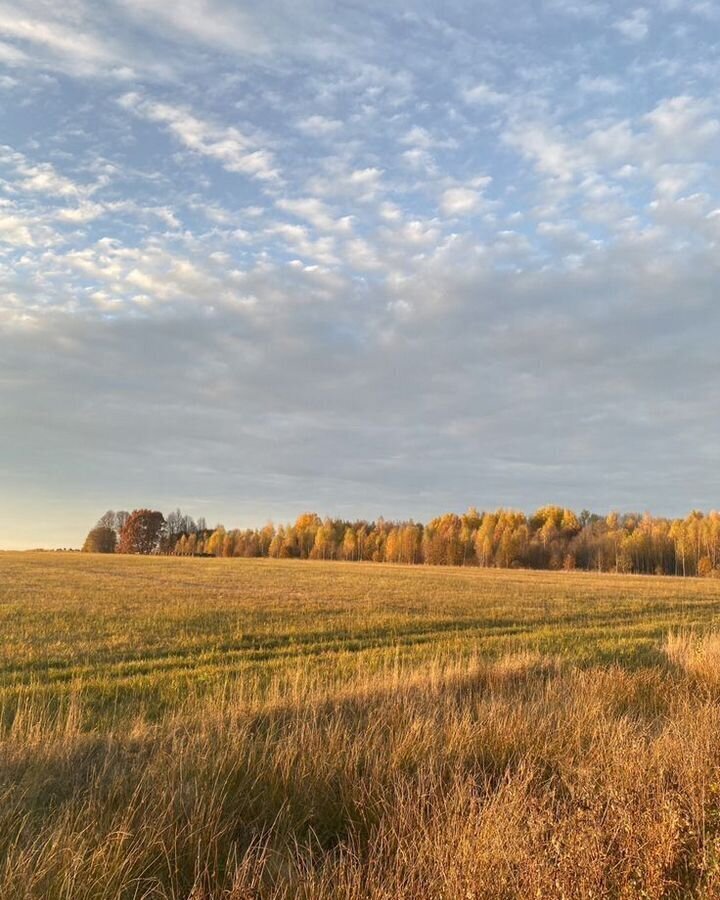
[117,509,165,555]
[207,526,226,557]
[400,523,422,564]
[82,525,117,553]
[258,523,276,557]
[295,513,321,559]
[84,503,720,577]
[311,519,339,560]
[475,513,497,567]
[96,510,118,531]
[342,527,358,561]
[161,509,197,553]
[698,556,714,578]
[92,510,129,538]
[114,511,130,534]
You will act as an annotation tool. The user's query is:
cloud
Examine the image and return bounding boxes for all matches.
[440,187,482,216]
[296,115,343,137]
[343,236,382,270]
[400,125,457,150]
[383,218,441,248]
[501,91,720,210]
[0,40,29,65]
[265,223,339,265]
[119,93,280,181]
[578,75,622,94]
[16,162,83,197]
[54,201,106,223]
[644,95,719,150]
[0,9,115,67]
[118,0,272,55]
[276,197,353,233]
[544,0,608,19]
[7,213,720,550]
[306,164,384,202]
[0,144,110,205]
[5,0,720,547]
[462,83,506,106]
[614,8,650,41]
[402,148,437,174]
[0,211,35,245]
[503,122,588,183]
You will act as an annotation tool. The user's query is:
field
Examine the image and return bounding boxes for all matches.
[3,554,720,898]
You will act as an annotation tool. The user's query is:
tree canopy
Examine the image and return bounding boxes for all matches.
[116,509,166,555]
[81,525,117,554]
[81,505,720,577]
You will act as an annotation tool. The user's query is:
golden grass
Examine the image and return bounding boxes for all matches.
[4,552,720,897]
[665,631,720,686]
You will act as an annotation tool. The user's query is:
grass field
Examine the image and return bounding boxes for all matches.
[3,552,720,898]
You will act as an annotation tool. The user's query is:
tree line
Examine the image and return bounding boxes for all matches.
[82,506,720,577]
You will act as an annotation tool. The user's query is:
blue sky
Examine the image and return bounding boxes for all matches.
[1,0,720,548]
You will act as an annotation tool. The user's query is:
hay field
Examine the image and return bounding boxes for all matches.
[3,552,720,898]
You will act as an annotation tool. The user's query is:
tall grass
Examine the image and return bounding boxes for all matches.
[665,630,720,686]
[3,553,720,897]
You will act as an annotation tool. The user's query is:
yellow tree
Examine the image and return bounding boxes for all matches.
[342,527,358,561]
[295,513,321,559]
[206,526,226,557]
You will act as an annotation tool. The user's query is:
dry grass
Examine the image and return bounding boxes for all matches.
[665,631,720,686]
[3,553,720,897]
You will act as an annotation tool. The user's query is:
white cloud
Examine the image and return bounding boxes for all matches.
[385,218,441,247]
[400,125,457,150]
[0,212,34,245]
[0,10,113,66]
[401,126,435,148]
[119,92,280,181]
[644,96,719,148]
[276,197,353,234]
[544,0,608,19]
[266,223,339,265]
[378,201,402,222]
[614,8,650,41]
[0,39,28,65]
[296,115,343,137]
[0,145,111,211]
[504,123,588,183]
[307,165,384,202]
[54,201,105,223]
[17,162,82,198]
[348,167,383,192]
[440,187,482,216]
[402,148,437,174]
[344,237,382,270]
[578,75,622,95]
[462,83,506,106]
[119,0,271,55]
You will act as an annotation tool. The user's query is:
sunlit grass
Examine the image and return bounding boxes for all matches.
[3,552,720,897]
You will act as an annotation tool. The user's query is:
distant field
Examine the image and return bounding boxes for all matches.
[3,553,720,898]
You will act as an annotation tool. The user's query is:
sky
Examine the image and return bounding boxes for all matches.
[1,0,720,548]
